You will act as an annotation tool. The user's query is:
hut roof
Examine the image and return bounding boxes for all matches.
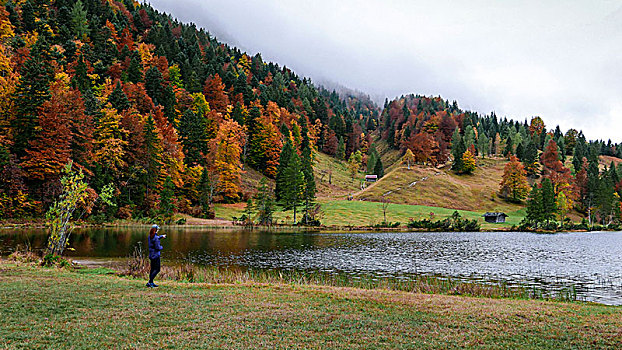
[482,212,508,217]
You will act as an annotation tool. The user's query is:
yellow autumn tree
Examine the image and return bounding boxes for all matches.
[461,149,477,174]
[499,156,531,202]
[402,149,415,169]
[208,118,246,202]
[93,105,129,172]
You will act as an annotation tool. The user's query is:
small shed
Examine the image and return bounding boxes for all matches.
[365,175,378,182]
[482,212,508,223]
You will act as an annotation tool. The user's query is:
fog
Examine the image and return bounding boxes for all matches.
[148,0,622,142]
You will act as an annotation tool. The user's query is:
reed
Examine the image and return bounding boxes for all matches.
[122,253,578,302]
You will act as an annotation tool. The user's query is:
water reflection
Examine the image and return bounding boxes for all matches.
[1,228,621,305]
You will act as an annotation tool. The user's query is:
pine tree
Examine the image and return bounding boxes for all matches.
[522,141,539,177]
[275,139,294,202]
[374,157,384,178]
[108,81,130,111]
[525,185,544,227]
[253,177,275,226]
[70,0,88,39]
[127,55,143,83]
[300,117,316,223]
[451,133,466,172]
[179,108,207,166]
[279,150,304,224]
[159,176,175,223]
[11,36,53,157]
[541,178,557,225]
[336,136,345,160]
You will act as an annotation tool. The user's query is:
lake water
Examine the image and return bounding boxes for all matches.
[1,228,621,305]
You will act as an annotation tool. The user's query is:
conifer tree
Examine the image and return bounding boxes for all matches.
[300,117,316,223]
[275,139,294,202]
[108,81,130,111]
[374,157,384,178]
[11,36,53,157]
[336,136,345,160]
[541,178,557,225]
[179,108,207,166]
[279,150,304,224]
[253,177,275,226]
[159,176,175,223]
[525,185,544,227]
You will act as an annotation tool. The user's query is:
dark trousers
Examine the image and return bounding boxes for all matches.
[149,257,160,283]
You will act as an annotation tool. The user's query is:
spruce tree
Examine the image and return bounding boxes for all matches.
[275,139,294,202]
[374,157,384,178]
[159,176,175,223]
[300,117,316,224]
[108,81,130,111]
[179,109,207,166]
[336,136,345,160]
[280,150,304,224]
[253,177,275,226]
[525,185,543,227]
[11,36,53,157]
[541,178,557,225]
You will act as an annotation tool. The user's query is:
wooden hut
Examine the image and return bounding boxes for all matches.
[365,175,378,182]
[482,212,508,223]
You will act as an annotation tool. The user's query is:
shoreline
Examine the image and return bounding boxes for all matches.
[1,260,620,348]
[0,219,610,234]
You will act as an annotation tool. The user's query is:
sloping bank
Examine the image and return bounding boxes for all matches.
[1,261,620,349]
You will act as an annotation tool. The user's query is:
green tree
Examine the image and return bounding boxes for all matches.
[336,136,345,160]
[300,117,316,224]
[374,157,384,178]
[451,129,466,172]
[11,36,53,157]
[279,150,304,224]
[275,139,294,203]
[159,176,175,223]
[525,185,543,227]
[253,177,276,226]
[541,178,557,225]
[179,109,207,166]
[108,81,130,111]
[70,0,88,39]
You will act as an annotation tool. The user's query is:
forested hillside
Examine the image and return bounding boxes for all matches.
[375,94,622,227]
[0,0,620,228]
[0,0,379,221]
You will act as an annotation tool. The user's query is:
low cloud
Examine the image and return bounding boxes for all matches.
[149,0,622,142]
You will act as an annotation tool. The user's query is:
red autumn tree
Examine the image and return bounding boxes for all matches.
[409,132,436,164]
[22,77,87,180]
[541,139,575,200]
[203,74,229,114]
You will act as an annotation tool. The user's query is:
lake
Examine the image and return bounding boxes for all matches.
[1,227,621,305]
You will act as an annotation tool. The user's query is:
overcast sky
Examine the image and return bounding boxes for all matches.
[149,0,622,142]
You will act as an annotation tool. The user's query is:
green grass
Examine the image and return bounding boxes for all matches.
[1,261,620,349]
[216,200,525,229]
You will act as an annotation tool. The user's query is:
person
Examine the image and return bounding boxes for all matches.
[147,224,166,287]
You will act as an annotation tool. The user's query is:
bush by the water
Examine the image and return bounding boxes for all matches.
[407,211,480,231]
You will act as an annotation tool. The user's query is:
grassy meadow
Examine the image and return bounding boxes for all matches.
[1,261,620,349]
[216,200,525,229]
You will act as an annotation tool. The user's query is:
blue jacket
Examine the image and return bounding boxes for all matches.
[148,235,164,259]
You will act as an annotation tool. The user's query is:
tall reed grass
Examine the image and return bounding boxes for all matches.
[123,252,578,302]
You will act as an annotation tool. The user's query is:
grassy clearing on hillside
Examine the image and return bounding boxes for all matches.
[1,262,620,349]
[215,200,524,228]
[356,158,525,213]
[313,152,364,199]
